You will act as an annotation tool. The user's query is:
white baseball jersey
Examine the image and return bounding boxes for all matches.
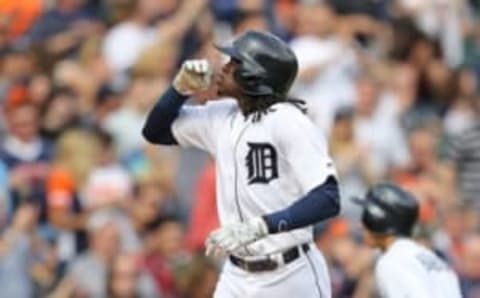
[375,238,462,298]
[171,99,336,256]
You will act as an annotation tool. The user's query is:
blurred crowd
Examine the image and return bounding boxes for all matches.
[1,0,480,297]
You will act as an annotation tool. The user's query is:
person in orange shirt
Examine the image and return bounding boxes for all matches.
[46,128,99,262]
[0,0,42,41]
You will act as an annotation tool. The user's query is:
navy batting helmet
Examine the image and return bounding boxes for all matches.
[353,183,419,236]
[215,30,298,97]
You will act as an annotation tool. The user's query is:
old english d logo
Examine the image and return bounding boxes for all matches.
[246,142,278,184]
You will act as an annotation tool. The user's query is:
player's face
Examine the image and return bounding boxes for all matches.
[362,228,395,251]
[362,227,382,248]
[215,58,241,97]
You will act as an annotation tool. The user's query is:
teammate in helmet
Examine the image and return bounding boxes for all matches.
[142,30,340,297]
[354,183,418,246]
[354,183,462,298]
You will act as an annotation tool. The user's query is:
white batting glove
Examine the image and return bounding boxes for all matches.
[205,217,269,257]
[173,59,212,95]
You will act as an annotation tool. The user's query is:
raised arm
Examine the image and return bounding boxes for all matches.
[142,86,188,145]
[142,60,211,145]
[155,0,209,44]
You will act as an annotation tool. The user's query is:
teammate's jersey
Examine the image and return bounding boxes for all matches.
[375,238,462,298]
[171,99,336,256]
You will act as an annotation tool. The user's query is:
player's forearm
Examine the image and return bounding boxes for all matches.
[262,176,340,233]
[142,86,188,145]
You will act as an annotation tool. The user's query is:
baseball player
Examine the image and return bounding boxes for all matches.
[353,183,462,298]
[142,30,340,297]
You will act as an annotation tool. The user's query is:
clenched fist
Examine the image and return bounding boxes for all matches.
[173,59,212,95]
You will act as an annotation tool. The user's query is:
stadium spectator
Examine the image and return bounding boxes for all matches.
[142,215,186,297]
[28,0,103,58]
[1,101,53,226]
[62,211,121,297]
[176,256,219,298]
[107,253,159,298]
[443,67,478,137]
[459,234,480,298]
[47,128,98,263]
[101,70,164,157]
[102,0,208,77]
[0,0,42,42]
[447,95,480,209]
[0,161,9,227]
[394,122,457,212]
[352,75,411,177]
[0,202,36,297]
[290,0,359,133]
[40,87,81,140]
[329,107,377,220]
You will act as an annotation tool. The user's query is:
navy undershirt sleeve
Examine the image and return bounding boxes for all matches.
[262,176,340,234]
[142,86,188,145]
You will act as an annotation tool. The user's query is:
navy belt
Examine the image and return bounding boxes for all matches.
[229,243,310,273]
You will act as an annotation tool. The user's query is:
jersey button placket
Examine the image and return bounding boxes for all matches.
[232,118,252,255]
